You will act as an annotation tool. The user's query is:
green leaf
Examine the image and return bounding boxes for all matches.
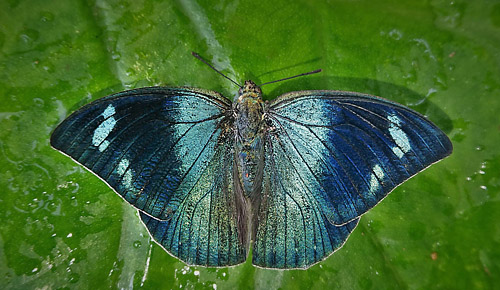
[1,0,498,289]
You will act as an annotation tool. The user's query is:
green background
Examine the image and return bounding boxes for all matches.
[1,0,499,289]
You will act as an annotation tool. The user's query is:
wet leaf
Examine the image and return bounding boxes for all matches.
[1,0,499,289]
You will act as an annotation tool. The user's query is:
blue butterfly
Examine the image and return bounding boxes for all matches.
[51,53,452,269]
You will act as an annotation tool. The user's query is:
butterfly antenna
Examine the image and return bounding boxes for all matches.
[192,52,241,88]
[259,69,322,87]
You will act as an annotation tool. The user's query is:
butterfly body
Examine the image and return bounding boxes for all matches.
[234,80,266,199]
[51,80,452,269]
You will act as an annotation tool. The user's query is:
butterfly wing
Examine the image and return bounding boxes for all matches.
[51,87,247,266]
[265,91,452,226]
[140,131,248,266]
[252,90,452,269]
[252,130,359,269]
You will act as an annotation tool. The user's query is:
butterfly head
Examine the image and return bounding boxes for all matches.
[238,80,262,99]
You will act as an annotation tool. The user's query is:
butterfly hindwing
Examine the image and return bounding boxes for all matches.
[265,91,453,226]
[140,134,248,266]
[51,87,248,266]
[252,130,359,269]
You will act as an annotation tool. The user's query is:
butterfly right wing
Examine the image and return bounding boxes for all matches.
[252,89,451,269]
[264,90,452,226]
[51,87,247,266]
[252,129,359,269]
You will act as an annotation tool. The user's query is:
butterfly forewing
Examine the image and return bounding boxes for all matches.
[266,91,453,226]
[51,87,248,266]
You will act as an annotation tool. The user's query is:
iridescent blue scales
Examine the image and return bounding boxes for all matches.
[51,82,452,269]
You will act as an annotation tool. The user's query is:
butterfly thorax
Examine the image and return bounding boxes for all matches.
[234,80,266,198]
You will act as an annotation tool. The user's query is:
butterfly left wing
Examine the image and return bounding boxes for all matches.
[140,131,248,266]
[51,87,248,266]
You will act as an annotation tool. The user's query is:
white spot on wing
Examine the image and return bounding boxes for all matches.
[369,174,379,193]
[388,114,410,158]
[118,158,132,186]
[92,104,117,152]
[369,164,384,195]
[373,164,384,179]
[102,104,116,118]
[99,140,110,152]
[117,158,137,197]
[123,170,133,189]
[392,147,404,158]
[117,158,129,175]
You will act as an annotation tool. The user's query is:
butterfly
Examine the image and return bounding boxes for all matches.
[50,52,452,269]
